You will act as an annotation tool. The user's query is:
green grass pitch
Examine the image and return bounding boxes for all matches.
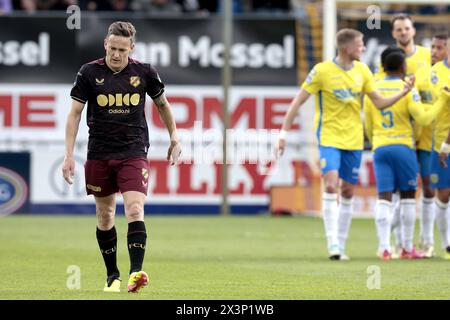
[1,215,450,300]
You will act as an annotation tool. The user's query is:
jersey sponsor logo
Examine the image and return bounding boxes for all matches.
[130,76,141,88]
[333,88,360,100]
[95,78,104,85]
[86,184,101,192]
[96,93,140,107]
[0,167,28,215]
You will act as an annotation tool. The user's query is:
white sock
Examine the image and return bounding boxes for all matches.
[401,199,417,252]
[375,200,393,253]
[420,197,435,246]
[322,192,339,250]
[338,197,353,253]
[391,194,402,248]
[435,198,449,250]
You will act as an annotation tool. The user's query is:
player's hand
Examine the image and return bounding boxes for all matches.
[274,138,286,159]
[62,156,75,185]
[439,152,448,168]
[403,75,415,95]
[167,140,182,165]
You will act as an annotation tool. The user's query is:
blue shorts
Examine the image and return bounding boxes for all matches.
[431,151,450,189]
[417,150,432,177]
[373,145,418,193]
[318,146,362,184]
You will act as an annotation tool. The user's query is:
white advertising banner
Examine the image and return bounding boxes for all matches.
[2,84,377,214]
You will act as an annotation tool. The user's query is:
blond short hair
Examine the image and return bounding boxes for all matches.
[336,28,363,50]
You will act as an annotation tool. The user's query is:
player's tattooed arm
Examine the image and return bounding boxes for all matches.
[153,93,176,139]
[153,93,170,109]
[152,93,182,164]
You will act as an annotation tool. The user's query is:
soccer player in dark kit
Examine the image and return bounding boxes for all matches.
[62,21,181,293]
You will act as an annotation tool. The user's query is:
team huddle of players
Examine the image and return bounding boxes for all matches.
[277,13,450,261]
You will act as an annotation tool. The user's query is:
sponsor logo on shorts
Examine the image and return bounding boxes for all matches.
[141,168,149,180]
[320,158,327,169]
[86,184,101,192]
[408,179,417,187]
[431,174,439,184]
[0,167,28,215]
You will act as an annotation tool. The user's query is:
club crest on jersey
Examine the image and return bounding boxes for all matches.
[130,76,141,88]
[95,78,104,85]
[431,71,438,85]
[353,75,363,86]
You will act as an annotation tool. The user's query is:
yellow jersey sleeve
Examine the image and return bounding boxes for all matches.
[407,88,444,127]
[362,64,376,93]
[301,64,322,94]
[363,95,373,144]
[430,60,450,152]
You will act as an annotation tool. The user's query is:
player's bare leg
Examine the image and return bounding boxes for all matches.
[123,191,149,292]
[322,170,340,260]
[337,180,354,260]
[95,194,121,292]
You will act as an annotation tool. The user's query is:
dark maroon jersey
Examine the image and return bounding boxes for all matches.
[70,57,164,160]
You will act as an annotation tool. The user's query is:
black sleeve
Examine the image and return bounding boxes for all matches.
[145,64,165,99]
[70,64,90,103]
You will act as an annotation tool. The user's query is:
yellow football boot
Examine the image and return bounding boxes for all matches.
[127,271,149,293]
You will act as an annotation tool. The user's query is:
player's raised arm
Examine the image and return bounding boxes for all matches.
[62,99,85,184]
[153,93,181,165]
[366,78,414,110]
[409,88,450,126]
[362,95,373,144]
[275,88,311,156]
